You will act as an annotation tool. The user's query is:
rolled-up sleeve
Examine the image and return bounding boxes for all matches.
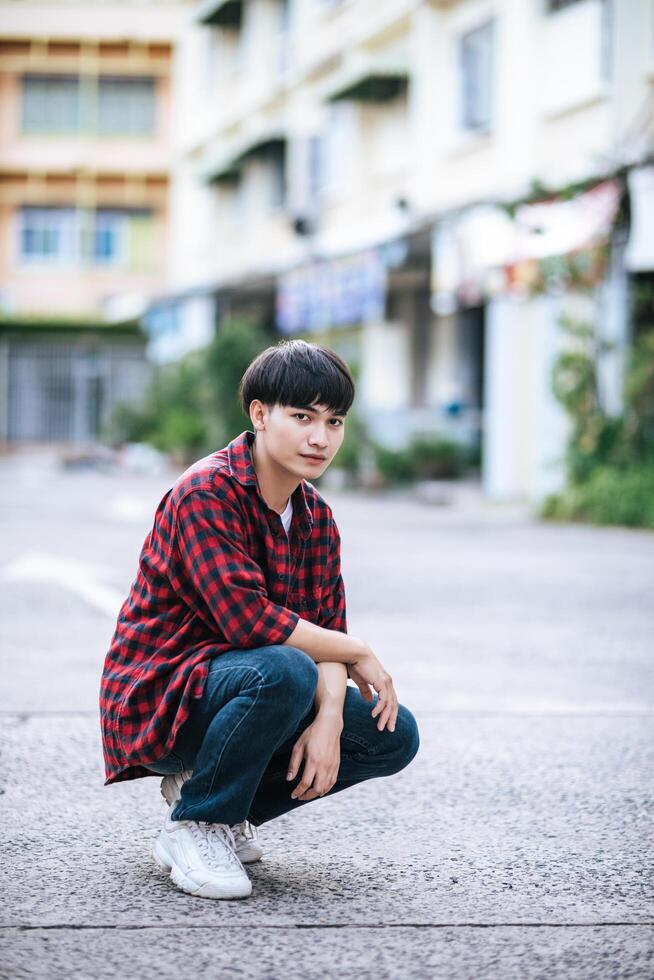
[318,518,348,633]
[171,488,299,649]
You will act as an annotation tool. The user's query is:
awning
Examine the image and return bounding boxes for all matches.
[624,165,654,272]
[430,206,515,314]
[200,135,285,183]
[514,179,622,260]
[324,42,409,104]
[328,72,407,103]
[430,179,623,312]
[195,0,242,28]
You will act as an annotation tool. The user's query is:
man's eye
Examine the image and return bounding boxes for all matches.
[294,413,309,421]
[330,419,344,426]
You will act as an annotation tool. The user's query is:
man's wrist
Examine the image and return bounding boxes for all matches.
[315,700,344,727]
[346,636,369,663]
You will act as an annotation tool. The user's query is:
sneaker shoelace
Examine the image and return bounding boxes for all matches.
[189,821,243,871]
[231,820,257,844]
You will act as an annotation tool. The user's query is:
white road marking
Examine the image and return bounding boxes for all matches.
[1,552,125,617]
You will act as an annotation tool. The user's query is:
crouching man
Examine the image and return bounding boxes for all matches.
[99,339,420,899]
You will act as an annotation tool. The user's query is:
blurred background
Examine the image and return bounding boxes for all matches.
[0,0,653,525]
[2,7,654,968]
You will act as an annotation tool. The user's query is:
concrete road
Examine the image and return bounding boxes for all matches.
[1,447,653,979]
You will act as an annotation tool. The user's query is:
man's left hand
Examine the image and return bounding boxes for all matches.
[287,713,342,801]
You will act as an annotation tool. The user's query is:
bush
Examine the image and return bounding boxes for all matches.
[108,317,271,459]
[108,352,209,458]
[333,410,368,475]
[541,465,654,529]
[205,317,271,445]
[547,317,654,529]
[372,444,418,484]
[407,435,466,479]
[371,434,472,485]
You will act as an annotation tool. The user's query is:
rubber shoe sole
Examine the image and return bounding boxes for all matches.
[152,836,252,900]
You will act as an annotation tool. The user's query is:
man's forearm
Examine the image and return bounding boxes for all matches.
[285,617,364,664]
[314,661,348,720]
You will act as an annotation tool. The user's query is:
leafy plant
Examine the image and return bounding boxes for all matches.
[108,316,271,459]
[371,433,473,485]
[372,444,418,484]
[332,409,368,475]
[205,316,272,445]
[407,435,466,479]
[544,313,654,528]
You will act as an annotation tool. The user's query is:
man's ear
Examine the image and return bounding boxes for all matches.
[249,399,267,431]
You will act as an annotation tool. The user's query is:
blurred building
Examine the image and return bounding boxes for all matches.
[165,1,652,499]
[0,0,189,441]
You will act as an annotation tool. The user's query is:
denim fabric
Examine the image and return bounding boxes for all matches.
[147,644,420,827]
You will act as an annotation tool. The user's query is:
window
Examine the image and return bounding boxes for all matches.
[21,74,155,136]
[93,209,156,269]
[324,101,357,193]
[307,135,324,200]
[22,75,79,134]
[97,77,155,136]
[19,207,155,269]
[459,20,494,133]
[268,158,285,208]
[20,207,78,263]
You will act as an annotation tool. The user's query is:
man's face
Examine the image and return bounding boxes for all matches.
[259,402,346,480]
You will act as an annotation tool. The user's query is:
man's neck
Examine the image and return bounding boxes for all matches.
[250,435,299,514]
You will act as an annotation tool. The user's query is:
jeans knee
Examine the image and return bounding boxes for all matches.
[263,644,318,715]
[387,704,420,773]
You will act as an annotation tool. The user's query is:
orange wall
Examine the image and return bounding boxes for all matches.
[0,36,175,315]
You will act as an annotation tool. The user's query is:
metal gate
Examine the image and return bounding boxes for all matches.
[5,340,147,442]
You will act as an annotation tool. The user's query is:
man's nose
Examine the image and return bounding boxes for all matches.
[308,425,329,447]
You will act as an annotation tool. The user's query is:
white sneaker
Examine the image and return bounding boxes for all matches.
[160,771,264,864]
[153,811,252,900]
[230,820,264,864]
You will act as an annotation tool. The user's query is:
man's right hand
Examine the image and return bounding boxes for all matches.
[284,619,399,732]
[347,645,398,733]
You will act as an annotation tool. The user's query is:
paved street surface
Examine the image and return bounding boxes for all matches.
[1,446,653,979]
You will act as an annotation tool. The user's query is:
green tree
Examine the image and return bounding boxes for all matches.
[205,317,272,445]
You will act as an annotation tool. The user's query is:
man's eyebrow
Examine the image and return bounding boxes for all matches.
[292,404,347,416]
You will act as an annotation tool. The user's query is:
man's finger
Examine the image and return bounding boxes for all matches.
[377,702,392,730]
[371,694,384,718]
[286,743,304,780]
[375,687,399,731]
[298,787,320,801]
[291,762,316,799]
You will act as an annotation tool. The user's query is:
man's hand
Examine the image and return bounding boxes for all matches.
[347,646,399,733]
[286,713,343,801]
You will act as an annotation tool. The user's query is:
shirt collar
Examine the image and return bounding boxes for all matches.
[227,430,314,540]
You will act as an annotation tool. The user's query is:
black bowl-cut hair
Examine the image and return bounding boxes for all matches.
[240,339,355,418]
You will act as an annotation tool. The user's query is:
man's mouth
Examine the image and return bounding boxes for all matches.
[300,453,327,462]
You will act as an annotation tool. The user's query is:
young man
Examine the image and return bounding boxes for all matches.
[100,339,419,900]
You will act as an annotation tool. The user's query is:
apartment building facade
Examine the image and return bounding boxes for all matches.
[0,0,189,441]
[163,0,654,500]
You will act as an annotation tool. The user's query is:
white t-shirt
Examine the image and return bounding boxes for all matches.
[280,496,293,535]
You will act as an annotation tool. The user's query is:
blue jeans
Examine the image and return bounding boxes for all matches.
[148,644,420,827]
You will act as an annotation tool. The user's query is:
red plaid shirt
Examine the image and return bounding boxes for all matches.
[100,429,347,785]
